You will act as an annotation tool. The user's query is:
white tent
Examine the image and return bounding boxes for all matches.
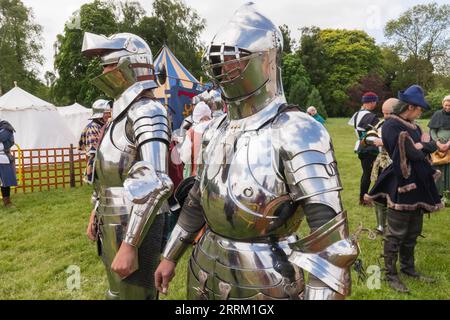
[57,103,92,139]
[0,86,77,150]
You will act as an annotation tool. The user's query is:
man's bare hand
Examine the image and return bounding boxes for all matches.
[154,259,176,295]
[373,138,383,147]
[86,209,96,241]
[421,133,431,143]
[414,142,423,150]
[437,141,449,153]
[111,243,139,279]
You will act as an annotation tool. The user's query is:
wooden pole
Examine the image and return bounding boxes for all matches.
[69,144,75,188]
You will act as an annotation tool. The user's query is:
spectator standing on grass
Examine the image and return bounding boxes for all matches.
[365,85,447,293]
[306,106,325,125]
[427,95,450,204]
[348,92,380,206]
[362,98,396,234]
[78,99,112,183]
[0,119,17,207]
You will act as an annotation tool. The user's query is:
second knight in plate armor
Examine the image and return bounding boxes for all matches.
[82,32,173,300]
[156,2,359,300]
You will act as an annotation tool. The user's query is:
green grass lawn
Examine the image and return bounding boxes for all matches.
[1,118,449,300]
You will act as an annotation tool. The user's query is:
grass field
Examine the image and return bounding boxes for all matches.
[0,118,449,300]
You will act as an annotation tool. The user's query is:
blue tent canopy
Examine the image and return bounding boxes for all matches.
[153,46,207,129]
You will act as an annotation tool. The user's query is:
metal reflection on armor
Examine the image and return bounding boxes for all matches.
[163,2,358,300]
[162,224,198,263]
[83,31,172,300]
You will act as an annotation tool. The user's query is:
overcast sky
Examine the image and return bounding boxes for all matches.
[21,0,448,78]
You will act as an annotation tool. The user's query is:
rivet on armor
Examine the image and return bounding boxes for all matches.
[243,187,254,197]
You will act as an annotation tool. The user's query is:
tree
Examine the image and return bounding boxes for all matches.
[384,3,450,74]
[52,0,116,106]
[306,86,327,118]
[279,24,294,54]
[391,56,435,92]
[299,27,328,88]
[116,0,145,33]
[0,0,43,95]
[300,28,383,116]
[347,73,390,114]
[145,0,205,77]
[288,79,310,110]
[282,52,310,100]
[434,74,450,89]
[380,46,403,95]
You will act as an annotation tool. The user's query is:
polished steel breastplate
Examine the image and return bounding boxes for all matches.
[200,118,303,240]
[94,115,137,219]
[95,115,136,189]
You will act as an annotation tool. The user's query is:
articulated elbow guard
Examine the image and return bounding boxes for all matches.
[128,99,171,149]
[288,211,359,296]
[123,161,173,247]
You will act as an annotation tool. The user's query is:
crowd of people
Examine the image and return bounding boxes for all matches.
[350,87,448,293]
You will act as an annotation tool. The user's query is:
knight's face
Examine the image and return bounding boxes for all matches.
[102,63,118,74]
[221,55,248,81]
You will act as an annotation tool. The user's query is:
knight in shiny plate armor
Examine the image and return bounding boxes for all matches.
[155,2,359,300]
[82,32,173,300]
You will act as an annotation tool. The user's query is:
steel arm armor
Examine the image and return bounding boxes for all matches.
[123,99,173,247]
[162,170,206,262]
[273,111,359,297]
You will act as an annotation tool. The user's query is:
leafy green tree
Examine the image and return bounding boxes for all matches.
[279,24,294,54]
[299,28,383,116]
[282,52,310,100]
[0,0,43,95]
[384,2,450,71]
[117,0,145,33]
[299,27,328,88]
[434,74,450,89]
[52,0,117,106]
[306,86,327,118]
[380,46,403,95]
[288,79,310,110]
[144,0,205,77]
[391,56,435,92]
